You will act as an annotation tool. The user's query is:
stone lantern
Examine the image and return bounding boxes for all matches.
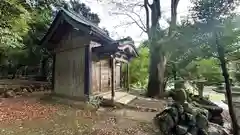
[196,79,206,98]
[174,79,185,89]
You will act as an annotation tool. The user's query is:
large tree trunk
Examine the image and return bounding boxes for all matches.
[158,53,167,94]
[146,0,161,97]
[146,0,179,97]
[217,39,239,135]
[147,48,160,97]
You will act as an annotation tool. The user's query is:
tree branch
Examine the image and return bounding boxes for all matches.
[113,21,136,28]
[112,12,147,32]
[169,0,180,36]
[157,31,178,45]
[128,10,147,31]
[144,0,150,34]
[110,1,144,8]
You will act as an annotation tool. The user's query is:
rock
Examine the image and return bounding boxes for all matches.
[15,92,21,95]
[4,90,15,98]
[183,102,196,114]
[199,108,209,119]
[223,122,232,134]
[170,88,187,104]
[208,122,229,135]
[198,129,208,135]
[28,85,35,92]
[0,88,4,94]
[172,102,184,114]
[155,94,228,135]
[176,125,188,135]
[188,126,198,135]
[210,115,224,126]
[27,87,33,93]
[196,113,208,129]
[154,110,175,134]
[0,93,4,98]
[22,88,28,93]
[40,86,44,91]
[179,114,186,124]
[15,88,22,93]
[11,88,17,92]
[168,106,179,123]
[185,113,196,126]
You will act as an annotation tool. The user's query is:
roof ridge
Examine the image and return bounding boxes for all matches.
[60,8,109,37]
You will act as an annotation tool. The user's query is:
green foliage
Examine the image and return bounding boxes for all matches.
[124,46,149,89]
[185,59,223,85]
[0,0,30,50]
[0,0,103,80]
[190,0,240,133]
[68,0,100,25]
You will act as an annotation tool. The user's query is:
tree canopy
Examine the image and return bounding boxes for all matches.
[0,0,104,79]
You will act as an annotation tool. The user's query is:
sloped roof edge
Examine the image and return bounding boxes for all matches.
[40,8,115,46]
[117,37,139,57]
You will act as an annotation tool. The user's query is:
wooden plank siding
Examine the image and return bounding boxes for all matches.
[91,57,122,94]
[53,28,124,97]
[91,60,101,93]
[91,59,111,94]
[53,29,90,98]
[115,63,121,89]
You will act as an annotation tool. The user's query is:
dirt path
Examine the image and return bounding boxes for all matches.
[0,94,158,135]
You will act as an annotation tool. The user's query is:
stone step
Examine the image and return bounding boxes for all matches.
[102,92,128,100]
[117,94,137,104]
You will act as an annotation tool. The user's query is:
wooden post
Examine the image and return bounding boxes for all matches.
[120,63,122,89]
[99,61,102,92]
[84,45,91,100]
[51,54,56,92]
[111,56,115,101]
[127,63,130,92]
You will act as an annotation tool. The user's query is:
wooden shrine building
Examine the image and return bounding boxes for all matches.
[40,8,138,100]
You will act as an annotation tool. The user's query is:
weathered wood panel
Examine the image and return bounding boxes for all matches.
[91,58,122,94]
[91,60,101,94]
[115,63,121,89]
[54,29,90,98]
[54,29,89,53]
[54,47,85,97]
[100,59,111,92]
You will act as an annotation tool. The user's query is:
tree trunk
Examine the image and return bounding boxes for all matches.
[147,48,160,97]
[146,0,161,98]
[163,76,169,91]
[196,82,204,97]
[158,53,167,95]
[217,40,239,135]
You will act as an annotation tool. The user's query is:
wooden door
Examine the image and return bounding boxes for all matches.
[115,63,121,89]
[100,60,111,92]
[92,61,101,94]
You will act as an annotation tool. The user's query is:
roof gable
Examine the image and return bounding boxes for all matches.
[40,8,138,59]
[40,8,115,46]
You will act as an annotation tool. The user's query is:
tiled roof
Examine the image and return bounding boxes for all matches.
[40,8,115,46]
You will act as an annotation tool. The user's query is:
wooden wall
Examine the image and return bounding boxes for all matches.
[54,29,90,98]
[115,63,121,89]
[52,28,123,97]
[91,57,122,94]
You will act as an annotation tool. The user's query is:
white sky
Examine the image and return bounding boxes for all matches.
[68,0,192,46]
